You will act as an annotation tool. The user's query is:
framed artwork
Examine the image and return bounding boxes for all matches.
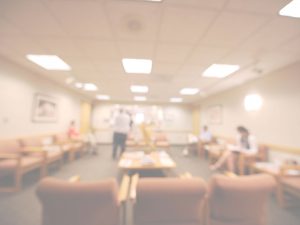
[32,93,58,122]
[207,105,222,124]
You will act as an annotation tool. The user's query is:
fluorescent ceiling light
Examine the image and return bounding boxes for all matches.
[145,0,162,2]
[130,85,149,93]
[75,82,83,89]
[170,97,183,103]
[203,64,240,78]
[26,54,71,71]
[134,96,147,101]
[122,58,152,74]
[180,88,199,95]
[96,95,110,100]
[279,0,300,18]
[83,83,98,91]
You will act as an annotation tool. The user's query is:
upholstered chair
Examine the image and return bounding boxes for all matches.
[36,177,121,225]
[133,177,208,225]
[208,174,276,225]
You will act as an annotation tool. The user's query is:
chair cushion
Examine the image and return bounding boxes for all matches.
[0,139,21,154]
[0,156,42,175]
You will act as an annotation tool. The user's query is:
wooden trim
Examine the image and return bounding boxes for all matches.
[118,175,130,203]
[129,173,139,201]
[215,135,300,155]
[68,175,81,182]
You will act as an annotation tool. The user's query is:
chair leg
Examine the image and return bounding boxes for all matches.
[40,164,47,177]
[14,170,22,192]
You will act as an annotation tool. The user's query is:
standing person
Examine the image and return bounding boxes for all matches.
[209,126,258,172]
[112,109,130,159]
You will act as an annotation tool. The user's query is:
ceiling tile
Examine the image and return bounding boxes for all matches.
[75,39,120,59]
[201,12,269,46]
[118,41,155,58]
[0,0,65,36]
[106,1,162,41]
[240,17,300,51]
[226,0,291,15]
[164,0,227,10]
[46,0,113,38]
[155,43,193,63]
[159,7,217,43]
[186,45,230,65]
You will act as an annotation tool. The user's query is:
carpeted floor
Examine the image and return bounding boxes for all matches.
[0,146,299,225]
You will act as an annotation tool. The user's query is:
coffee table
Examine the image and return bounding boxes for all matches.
[118,150,177,176]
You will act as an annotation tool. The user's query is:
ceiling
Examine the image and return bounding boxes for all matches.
[0,0,300,104]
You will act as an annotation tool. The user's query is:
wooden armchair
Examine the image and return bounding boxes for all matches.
[36,175,130,225]
[277,164,300,208]
[238,144,269,175]
[0,139,46,192]
[20,136,64,174]
[54,133,83,162]
[154,132,170,149]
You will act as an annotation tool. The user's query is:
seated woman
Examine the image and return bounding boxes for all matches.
[67,120,80,140]
[209,126,258,172]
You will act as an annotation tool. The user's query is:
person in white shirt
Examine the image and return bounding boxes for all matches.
[209,126,258,172]
[199,126,212,143]
[112,109,131,159]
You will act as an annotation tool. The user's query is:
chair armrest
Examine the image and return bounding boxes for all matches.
[280,164,300,176]
[0,153,21,159]
[223,171,238,178]
[68,175,81,182]
[118,174,130,203]
[129,173,139,201]
[179,172,192,179]
[21,147,47,159]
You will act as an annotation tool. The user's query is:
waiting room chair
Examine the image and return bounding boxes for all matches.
[154,132,170,149]
[132,177,208,225]
[277,164,300,208]
[20,136,63,174]
[0,139,46,192]
[36,176,130,225]
[207,174,276,225]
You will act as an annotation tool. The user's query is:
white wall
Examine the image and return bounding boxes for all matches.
[0,58,83,138]
[91,103,193,144]
[199,62,300,160]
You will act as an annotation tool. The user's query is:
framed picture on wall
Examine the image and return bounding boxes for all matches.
[207,105,222,124]
[32,93,58,122]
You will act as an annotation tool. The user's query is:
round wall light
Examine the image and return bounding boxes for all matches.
[244,94,263,111]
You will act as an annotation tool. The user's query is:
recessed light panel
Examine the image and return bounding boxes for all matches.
[26,55,71,71]
[203,64,240,78]
[83,83,98,91]
[96,95,110,100]
[130,85,149,93]
[134,96,147,101]
[122,58,152,74]
[170,97,183,103]
[180,88,199,95]
[279,0,300,18]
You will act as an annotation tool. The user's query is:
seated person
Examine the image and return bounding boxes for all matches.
[209,126,258,172]
[67,120,80,140]
[199,125,212,143]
